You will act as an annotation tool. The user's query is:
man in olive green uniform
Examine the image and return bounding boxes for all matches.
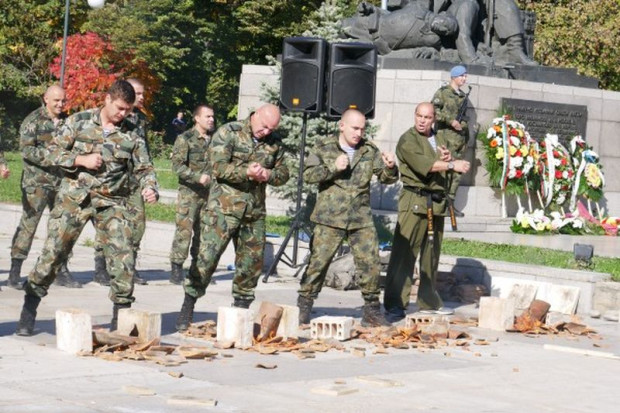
[175,103,289,332]
[297,109,398,327]
[169,104,215,285]
[8,85,81,290]
[384,102,470,322]
[16,80,159,336]
[432,64,469,217]
[93,78,150,286]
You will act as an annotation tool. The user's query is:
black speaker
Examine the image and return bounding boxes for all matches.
[280,37,327,113]
[326,42,377,119]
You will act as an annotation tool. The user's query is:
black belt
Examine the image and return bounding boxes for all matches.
[403,186,445,203]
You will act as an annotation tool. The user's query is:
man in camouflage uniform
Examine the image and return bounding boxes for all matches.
[383,103,470,322]
[93,78,150,286]
[16,80,159,336]
[8,85,81,290]
[0,136,9,291]
[432,64,469,217]
[297,109,398,327]
[169,104,215,285]
[175,103,289,332]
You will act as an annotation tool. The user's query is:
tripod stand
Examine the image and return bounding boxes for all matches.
[262,112,314,283]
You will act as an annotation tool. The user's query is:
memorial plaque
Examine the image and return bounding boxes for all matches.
[501,98,587,144]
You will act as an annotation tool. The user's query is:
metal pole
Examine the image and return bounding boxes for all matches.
[381,0,388,10]
[59,0,71,88]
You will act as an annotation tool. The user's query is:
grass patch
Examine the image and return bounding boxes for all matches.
[0,152,23,203]
[442,238,620,281]
[152,157,178,190]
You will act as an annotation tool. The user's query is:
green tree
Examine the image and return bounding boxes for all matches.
[517,0,620,90]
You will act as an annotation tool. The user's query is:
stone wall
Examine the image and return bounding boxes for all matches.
[238,65,620,217]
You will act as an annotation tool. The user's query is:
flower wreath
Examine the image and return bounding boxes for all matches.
[569,135,605,210]
[538,134,574,209]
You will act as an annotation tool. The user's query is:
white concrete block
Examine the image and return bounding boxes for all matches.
[478,297,515,331]
[275,304,299,339]
[536,284,580,315]
[506,283,539,311]
[117,308,161,343]
[217,307,254,348]
[310,316,354,341]
[405,314,449,336]
[55,308,92,354]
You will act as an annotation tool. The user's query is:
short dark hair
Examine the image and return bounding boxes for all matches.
[108,80,136,104]
[193,104,214,117]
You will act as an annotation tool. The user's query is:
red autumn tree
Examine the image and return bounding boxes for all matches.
[49,32,159,115]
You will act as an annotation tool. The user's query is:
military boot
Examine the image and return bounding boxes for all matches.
[93,255,110,286]
[297,295,314,325]
[132,251,148,285]
[54,262,82,288]
[8,258,24,289]
[503,34,537,66]
[110,302,131,331]
[169,262,184,285]
[175,294,197,332]
[232,297,252,309]
[361,301,391,327]
[16,294,41,336]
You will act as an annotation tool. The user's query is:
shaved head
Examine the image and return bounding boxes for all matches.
[250,103,281,139]
[339,109,366,148]
[126,78,145,110]
[43,85,66,118]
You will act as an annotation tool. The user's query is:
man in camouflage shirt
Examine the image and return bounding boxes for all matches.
[92,78,150,286]
[297,109,398,327]
[169,104,215,285]
[8,85,81,289]
[175,103,289,332]
[16,80,159,336]
[432,64,469,216]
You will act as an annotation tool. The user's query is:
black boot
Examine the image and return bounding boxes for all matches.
[16,294,41,336]
[8,258,24,289]
[110,302,131,331]
[175,294,197,332]
[169,262,184,285]
[54,262,82,288]
[232,297,252,309]
[297,295,314,325]
[503,34,537,66]
[361,301,391,327]
[93,255,110,286]
[132,252,147,285]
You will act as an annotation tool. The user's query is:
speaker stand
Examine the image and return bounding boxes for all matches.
[262,112,313,283]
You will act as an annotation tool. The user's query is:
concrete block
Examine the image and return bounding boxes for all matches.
[217,307,254,348]
[405,314,449,337]
[535,284,580,315]
[310,316,354,341]
[55,308,92,354]
[506,283,539,311]
[117,309,161,343]
[478,297,515,331]
[275,304,299,339]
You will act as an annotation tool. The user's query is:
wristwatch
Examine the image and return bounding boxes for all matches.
[447,162,454,171]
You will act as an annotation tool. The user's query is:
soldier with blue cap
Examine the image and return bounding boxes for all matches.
[431,64,469,217]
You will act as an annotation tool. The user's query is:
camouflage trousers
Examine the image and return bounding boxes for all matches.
[11,185,57,260]
[184,208,265,301]
[444,129,466,199]
[383,210,444,312]
[298,224,381,302]
[25,200,135,304]
[94,184,145,258]
[170,186,207,265]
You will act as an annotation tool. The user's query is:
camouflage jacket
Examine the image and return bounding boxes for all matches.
[207,115,289,220]
[48,108,158,209]
[171,127,211,195]
[305,135,398,229]
[125,108,150,190]
[432,84,468,135]
[19,106,66,189]
[396,127,449,215]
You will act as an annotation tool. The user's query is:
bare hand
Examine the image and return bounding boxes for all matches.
[438,145,452,162]
[141,188,158,204]
[199,174,211,185]
[247,162,263,181]
[381,152,395,169]
[256,168,271,182]
[335,154,349,171]
[454,159,471,174]
[76,153,103,170]
[0,165,9,179]
[451,119,463,131]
